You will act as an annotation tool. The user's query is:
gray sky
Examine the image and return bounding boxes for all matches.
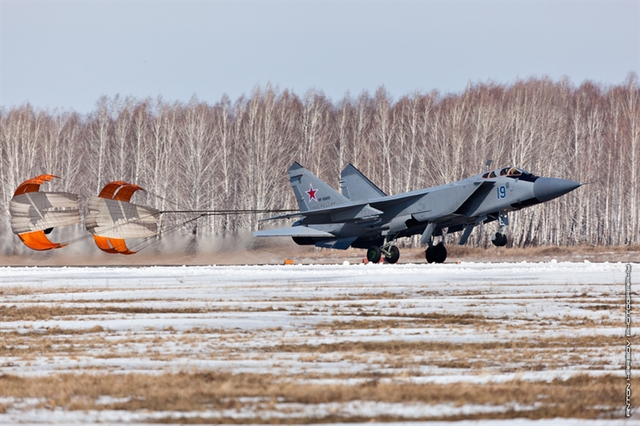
[1,1,638,113]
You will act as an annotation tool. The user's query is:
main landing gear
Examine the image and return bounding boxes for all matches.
[366,239,401,264]
[491,211,509,247]
[367,242,446,264]
[492,233,507,247]
[425,241,447,263]
[366,233,448,264]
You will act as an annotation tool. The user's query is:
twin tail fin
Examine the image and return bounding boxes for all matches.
[288,162,349,212]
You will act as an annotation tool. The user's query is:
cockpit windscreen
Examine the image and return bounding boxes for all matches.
[482,167,538,182]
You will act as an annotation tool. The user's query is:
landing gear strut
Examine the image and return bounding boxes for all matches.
[491,212,509,247]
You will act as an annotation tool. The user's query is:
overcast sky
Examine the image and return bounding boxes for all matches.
[1,1,638,113]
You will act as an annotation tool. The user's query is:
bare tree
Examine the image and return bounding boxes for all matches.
[86,96,113,193]
[3,77,640,248]
[176,96,219,231]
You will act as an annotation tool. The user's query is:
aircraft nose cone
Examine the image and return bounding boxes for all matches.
[534,178,581,202]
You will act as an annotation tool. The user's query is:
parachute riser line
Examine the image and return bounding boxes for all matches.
[160,209,297,215]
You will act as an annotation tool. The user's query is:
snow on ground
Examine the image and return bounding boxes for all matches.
[0,261,636,423]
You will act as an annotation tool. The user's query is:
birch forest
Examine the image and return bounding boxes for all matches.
[1,76,639,254]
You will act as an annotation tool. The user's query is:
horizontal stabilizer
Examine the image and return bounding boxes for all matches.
[253,226,335,238]
[315,237,358,250]
[260,202,381,222]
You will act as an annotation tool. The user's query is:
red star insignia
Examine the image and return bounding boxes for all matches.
[306,184,318,201]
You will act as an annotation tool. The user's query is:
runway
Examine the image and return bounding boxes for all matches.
[0,262,634,423]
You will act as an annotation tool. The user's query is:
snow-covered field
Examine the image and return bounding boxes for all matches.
[0,261,636,424]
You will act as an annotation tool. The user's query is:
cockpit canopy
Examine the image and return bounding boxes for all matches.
[482,167,538,182]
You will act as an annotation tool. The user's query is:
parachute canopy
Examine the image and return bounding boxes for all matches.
[9,174,81,251]
[85,181,160,255]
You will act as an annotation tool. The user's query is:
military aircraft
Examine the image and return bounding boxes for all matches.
[253,162,581,263]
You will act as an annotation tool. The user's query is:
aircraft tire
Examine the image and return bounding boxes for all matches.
[492,233,508,247]
[424,245,436,263]
[433,242,447,263]
[366,246,382,263]
[384,245,400,264]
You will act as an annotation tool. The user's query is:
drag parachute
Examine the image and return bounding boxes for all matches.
[85,181,160,255]
[8,176,293,256]
[9,174,82,251]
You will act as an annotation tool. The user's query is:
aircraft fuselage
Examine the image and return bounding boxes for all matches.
[255,163,581,263]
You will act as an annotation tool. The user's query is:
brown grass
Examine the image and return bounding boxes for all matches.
[0,303,326,321]
[317,312,493,330]
[267,334,620,355]
[0,371,623,421]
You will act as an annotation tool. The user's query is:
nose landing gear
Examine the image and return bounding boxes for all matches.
[491,212,509,247]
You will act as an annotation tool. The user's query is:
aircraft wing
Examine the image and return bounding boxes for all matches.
[254,226,335,238]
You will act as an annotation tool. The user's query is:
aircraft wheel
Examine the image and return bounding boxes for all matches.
[366,246,382,263]
[433,242,447,263]
[492,233,507,247]
[384,245,400,264]
[425,245,436,263]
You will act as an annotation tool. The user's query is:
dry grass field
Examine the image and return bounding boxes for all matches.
[0,261,636,423]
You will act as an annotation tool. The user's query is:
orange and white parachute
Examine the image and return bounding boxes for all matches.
[85,181,160,255]
[9,174,82,251]
[9,176,286,255]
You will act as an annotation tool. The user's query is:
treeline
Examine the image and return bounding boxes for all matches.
[1,76,639,252]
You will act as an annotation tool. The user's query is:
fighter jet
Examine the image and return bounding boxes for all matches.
[254,162,581,263]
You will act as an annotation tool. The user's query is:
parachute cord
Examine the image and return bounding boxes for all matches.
[55,207,290,254]
[64,214,200,255]
[113,211,202,253]
[55,210,164,249]
[159,209,297,215]
[125,214,205,253]
[142,188,297,216]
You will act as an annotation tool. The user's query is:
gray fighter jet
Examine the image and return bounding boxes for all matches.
[254,162,581,263]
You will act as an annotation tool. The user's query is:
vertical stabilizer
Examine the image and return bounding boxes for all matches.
[288,162,350,212]
[340,163,387,202]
